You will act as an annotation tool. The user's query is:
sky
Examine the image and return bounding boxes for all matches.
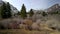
[2,0,60,11]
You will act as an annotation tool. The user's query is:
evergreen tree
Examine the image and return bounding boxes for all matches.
[1,2,11,18]
[0,6,2,18]
[20,4,27,19]
[29,9,34,17]
[6,2,11,18]
[42,11,47,16]
[1,2,7,18]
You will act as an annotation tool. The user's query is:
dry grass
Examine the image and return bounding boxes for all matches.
[24,19,33,26]
[0,15,60,34]
[39,23,53,31]
[0,29,47,34]
[0,29,60,34]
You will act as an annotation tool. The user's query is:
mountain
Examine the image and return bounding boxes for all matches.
[10,5,19,16]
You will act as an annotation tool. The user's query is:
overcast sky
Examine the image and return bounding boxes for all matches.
[3,0,60,11]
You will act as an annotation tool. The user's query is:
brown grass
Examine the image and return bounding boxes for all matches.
[0,29,60,34]
[24,19,33,26]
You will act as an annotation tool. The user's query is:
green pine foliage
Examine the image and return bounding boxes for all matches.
[0,6,2,18]
[20,4,27,19]
[1,2,11,18]
[42,11,47,16]
[29,9,34,17]
[1,2,7,18]
[6,2,12,18]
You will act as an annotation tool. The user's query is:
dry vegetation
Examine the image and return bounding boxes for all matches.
[0,15,60,34]
[0,29,60,34]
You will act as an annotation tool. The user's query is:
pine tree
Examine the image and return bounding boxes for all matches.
[6,2,11,18]
[1,2,11,18]
[0,6,2,18]
[42,11,47,16]
[29,9,34,17]
[1,2,7,18]
[20,4,27,19]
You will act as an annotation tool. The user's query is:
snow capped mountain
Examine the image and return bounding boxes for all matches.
[10,5,19,16]
[10,5,18,13]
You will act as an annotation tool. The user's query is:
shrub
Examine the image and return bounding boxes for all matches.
[42,11,47,16]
